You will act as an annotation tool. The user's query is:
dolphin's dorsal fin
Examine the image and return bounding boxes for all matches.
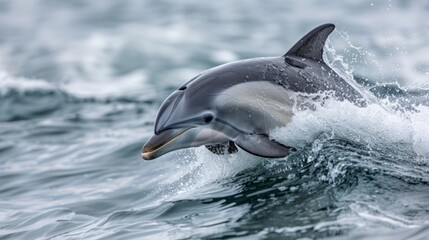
[284,23,335,61]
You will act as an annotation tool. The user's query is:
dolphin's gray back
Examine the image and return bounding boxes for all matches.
[182,56,362,105]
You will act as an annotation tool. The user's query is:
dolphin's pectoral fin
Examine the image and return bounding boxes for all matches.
[284,23,335,61]
[235,134,294,158]
[205,141,238,155]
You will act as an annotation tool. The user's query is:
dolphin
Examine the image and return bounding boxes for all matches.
[142,23,364,160]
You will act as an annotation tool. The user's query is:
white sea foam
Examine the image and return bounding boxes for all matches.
[271,98,429,159]
[409,105,429,157]
[0,71,57,95]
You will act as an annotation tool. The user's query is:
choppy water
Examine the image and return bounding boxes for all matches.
[1,0,429,239]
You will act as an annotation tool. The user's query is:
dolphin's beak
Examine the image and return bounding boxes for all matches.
[142,127,193,160]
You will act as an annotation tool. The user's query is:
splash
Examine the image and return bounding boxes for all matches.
[149,147,262,202]
[268,32,429,162]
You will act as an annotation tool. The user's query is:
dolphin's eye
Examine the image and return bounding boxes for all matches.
[202,113,214,124]
[178,86,187,90]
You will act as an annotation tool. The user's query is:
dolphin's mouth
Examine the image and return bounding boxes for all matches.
[142,127,192,160]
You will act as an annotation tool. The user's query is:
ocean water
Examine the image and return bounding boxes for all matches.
[1,0,429,239]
